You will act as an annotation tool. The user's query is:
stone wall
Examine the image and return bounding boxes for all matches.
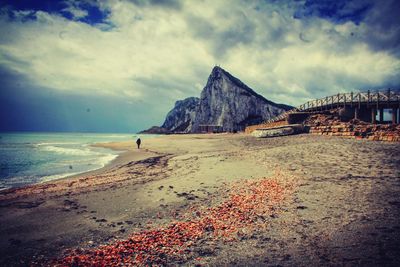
[308,114,400,142]
[310,124,400,141]
[245,110,400,142]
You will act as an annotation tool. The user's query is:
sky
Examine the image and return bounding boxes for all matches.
[0,0,399,133]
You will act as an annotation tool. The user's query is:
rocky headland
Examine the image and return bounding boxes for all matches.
[141,66,292,134]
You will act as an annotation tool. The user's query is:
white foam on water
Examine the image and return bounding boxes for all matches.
[39,172,81,183]
[40,145,98,156]
[36,142,79,146]
[0,132,134,189]
[91,134,132,139]
[39,153,118,183]
[0,175,38,190]
[97,153,118,167]
[0,185,11,191]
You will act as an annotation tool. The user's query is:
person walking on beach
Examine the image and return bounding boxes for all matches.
[136,138,141,149]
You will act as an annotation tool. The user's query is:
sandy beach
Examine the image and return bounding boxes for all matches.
[0,133,399,266]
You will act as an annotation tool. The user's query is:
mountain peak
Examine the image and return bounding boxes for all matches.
[206,66,268,101]
[207,66,241,86]
[208,66,227,82]
[211,65,225,74]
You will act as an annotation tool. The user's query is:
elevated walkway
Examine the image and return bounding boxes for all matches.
[266,89,400,125]
[246,89,400,134]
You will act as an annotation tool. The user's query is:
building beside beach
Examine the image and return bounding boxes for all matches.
[198,124,223,133]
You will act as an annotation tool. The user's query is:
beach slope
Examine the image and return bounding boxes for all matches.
[0,134,399,266]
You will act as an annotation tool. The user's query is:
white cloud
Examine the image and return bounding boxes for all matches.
[0,0,399,109]
[62,0,90,19]
[62,6,88,19]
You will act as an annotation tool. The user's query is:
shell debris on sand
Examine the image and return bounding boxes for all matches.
[40,170,297,266]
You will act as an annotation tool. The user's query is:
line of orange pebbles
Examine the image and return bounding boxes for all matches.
[46,171,296,266]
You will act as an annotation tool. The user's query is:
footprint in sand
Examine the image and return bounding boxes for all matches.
[8,200,45,209]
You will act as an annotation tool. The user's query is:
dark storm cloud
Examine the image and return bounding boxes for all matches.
[135,75,198,97]
[0,66,161,132]
[301,66,399,97]
[0,52,32,68]
[187,12,255,58]
[254,64,400,106]
[361,0,400,57]
[294,0,372,24]
[293,0,400,57]
[187,16,214,39]
[217,21,255,55]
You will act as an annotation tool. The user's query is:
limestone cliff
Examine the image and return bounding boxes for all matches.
[161,97,199,133]
[141,66,292,133]
[191,66,292,132]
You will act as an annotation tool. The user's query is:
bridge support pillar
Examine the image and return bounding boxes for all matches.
[339,107,354,122]
[357,107,373,123]
[393,108,398,124]
[354,108,359,120]
[379,108,384,123]
[371,108,376,124]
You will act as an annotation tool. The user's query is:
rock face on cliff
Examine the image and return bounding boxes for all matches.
[141,66,292,133]
[161,97,199,133]
[191,66,292,132]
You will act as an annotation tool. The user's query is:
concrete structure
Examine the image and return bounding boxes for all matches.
[251,124,305,138]
[198,125,223,133]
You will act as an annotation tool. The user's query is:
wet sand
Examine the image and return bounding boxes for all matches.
[0,134,399,266]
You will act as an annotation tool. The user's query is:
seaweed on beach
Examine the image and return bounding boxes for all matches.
[126,155,170,169]
[43,171,296,266]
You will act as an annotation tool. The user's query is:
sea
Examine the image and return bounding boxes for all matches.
[0,132,158,190]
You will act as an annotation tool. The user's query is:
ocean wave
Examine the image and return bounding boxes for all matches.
[97,154,118,167]
[40,145,99,156]
[0,186,11,192]
[39,154,118,183]
[40,172,81,183]
[89,135,132,138]
[0,175,38,190]
[0,133,128,189]
[1,152,118,188]
[36,142,79,146]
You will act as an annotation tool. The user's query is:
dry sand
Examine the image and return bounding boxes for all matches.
[0,133,399,266]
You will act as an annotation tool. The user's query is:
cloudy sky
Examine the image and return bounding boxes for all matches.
[0,0,399,132]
